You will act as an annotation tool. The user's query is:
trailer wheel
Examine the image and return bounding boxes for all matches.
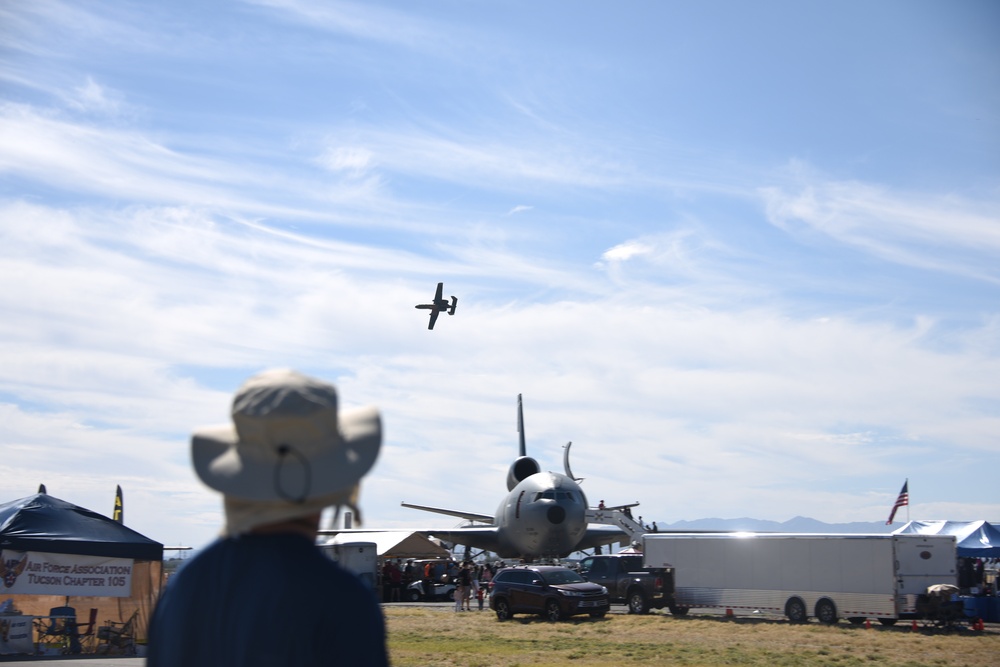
[627,589,650,615]
[815,598,838,625]
[785,597,808,623]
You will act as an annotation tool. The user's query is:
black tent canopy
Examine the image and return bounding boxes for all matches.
[0,493,162,561]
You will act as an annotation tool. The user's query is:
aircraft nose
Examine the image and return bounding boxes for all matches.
[547,505,566,524]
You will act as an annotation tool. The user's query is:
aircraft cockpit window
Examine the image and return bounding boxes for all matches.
[534,491,578,502]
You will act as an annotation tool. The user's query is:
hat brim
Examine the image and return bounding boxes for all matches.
[191,405,381,502]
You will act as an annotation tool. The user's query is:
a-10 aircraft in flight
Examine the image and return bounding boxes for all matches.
[414,282,457,330]
[324,395,628,560]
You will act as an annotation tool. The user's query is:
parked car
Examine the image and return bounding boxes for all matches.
[488,565,609,621]
[406,579,457,602]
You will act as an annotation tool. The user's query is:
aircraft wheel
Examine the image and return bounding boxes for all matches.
[627,590,650,615]
[785,597,808,623]
[494,598,512,621]
[544,599,563,622]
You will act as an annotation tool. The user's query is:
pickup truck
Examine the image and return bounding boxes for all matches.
[577,553,683,615]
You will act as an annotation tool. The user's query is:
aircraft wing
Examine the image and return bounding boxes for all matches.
[410,526,502,554]
[400,502,494,524]
[427,309,440,330]
[318,524,503,555]
[434,282,443,300]
[576,524,630,551]
[414,523,625,556]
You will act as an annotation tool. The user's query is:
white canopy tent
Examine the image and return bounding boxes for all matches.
[321,532,450,560]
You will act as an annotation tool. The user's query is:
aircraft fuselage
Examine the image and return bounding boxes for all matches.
[495,471,588,558]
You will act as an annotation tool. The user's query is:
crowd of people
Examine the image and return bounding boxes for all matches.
[379,558,504,610]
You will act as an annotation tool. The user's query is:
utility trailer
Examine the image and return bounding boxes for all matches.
[642,533,957,624]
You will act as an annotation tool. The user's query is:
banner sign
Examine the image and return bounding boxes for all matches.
[1,550,134,597]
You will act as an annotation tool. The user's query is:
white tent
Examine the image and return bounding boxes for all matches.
[322,532,450,559]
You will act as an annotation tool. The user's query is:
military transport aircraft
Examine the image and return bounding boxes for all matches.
[397,395,625,559]
[415,282,457,330]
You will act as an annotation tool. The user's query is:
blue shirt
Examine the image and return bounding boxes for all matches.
[148,533,388,666]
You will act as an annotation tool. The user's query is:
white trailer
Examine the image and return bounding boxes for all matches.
[643,533,957,624]
[320,541,379,589]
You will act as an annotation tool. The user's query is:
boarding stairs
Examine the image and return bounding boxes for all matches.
[586,506,647,547]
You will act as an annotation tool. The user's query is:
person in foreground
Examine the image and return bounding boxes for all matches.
[148,369,389,667]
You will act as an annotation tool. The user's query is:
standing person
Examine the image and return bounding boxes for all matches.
[460,563,475,611]
[403,559,414,591]
[469,565,481,611]
[454,563,469,612]
[389,559,403,602]
[423,561,434,600]
[147,369,388,667]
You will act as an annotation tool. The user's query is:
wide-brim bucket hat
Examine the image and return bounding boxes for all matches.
[192,368,381,503]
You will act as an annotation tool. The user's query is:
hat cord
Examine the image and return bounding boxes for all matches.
[274,444,311,503]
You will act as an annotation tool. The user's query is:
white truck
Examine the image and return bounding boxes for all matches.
[642,532,957,624]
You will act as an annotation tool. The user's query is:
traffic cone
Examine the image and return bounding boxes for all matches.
[911,619,918,631]
[725,608,734,618]
[865,619,871,629]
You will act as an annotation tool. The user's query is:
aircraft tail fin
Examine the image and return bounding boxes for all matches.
[37,484,47,494]
[563,442,583,482]
[517,394,526,457]
[448,296,458,315]
[113,485,124,523]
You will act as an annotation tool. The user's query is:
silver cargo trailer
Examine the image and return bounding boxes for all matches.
[642,532,957,624]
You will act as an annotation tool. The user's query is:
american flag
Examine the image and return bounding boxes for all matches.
[885,481,909,525]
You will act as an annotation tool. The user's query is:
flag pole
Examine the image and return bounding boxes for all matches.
[905,477,909,523]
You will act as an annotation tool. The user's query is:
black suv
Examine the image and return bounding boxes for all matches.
[488,565,609,621]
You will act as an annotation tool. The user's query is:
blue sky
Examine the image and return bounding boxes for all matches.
[2,0,998,551]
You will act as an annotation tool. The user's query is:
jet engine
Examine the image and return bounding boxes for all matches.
[507,456,541,491]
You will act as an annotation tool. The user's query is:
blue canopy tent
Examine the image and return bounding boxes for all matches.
[0,493,162,560]
[0,493,164,651]
[892,520,1000,558]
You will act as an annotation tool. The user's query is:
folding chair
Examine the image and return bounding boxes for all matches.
[75,608,99,652]
[98,610,138,655]
[36,606,77,654]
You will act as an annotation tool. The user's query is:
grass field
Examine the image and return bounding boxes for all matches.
[384,608,997,667]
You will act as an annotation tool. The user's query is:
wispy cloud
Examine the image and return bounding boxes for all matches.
[602,240,653,262]
[244,0,446,50]
[760,178,1000,283]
